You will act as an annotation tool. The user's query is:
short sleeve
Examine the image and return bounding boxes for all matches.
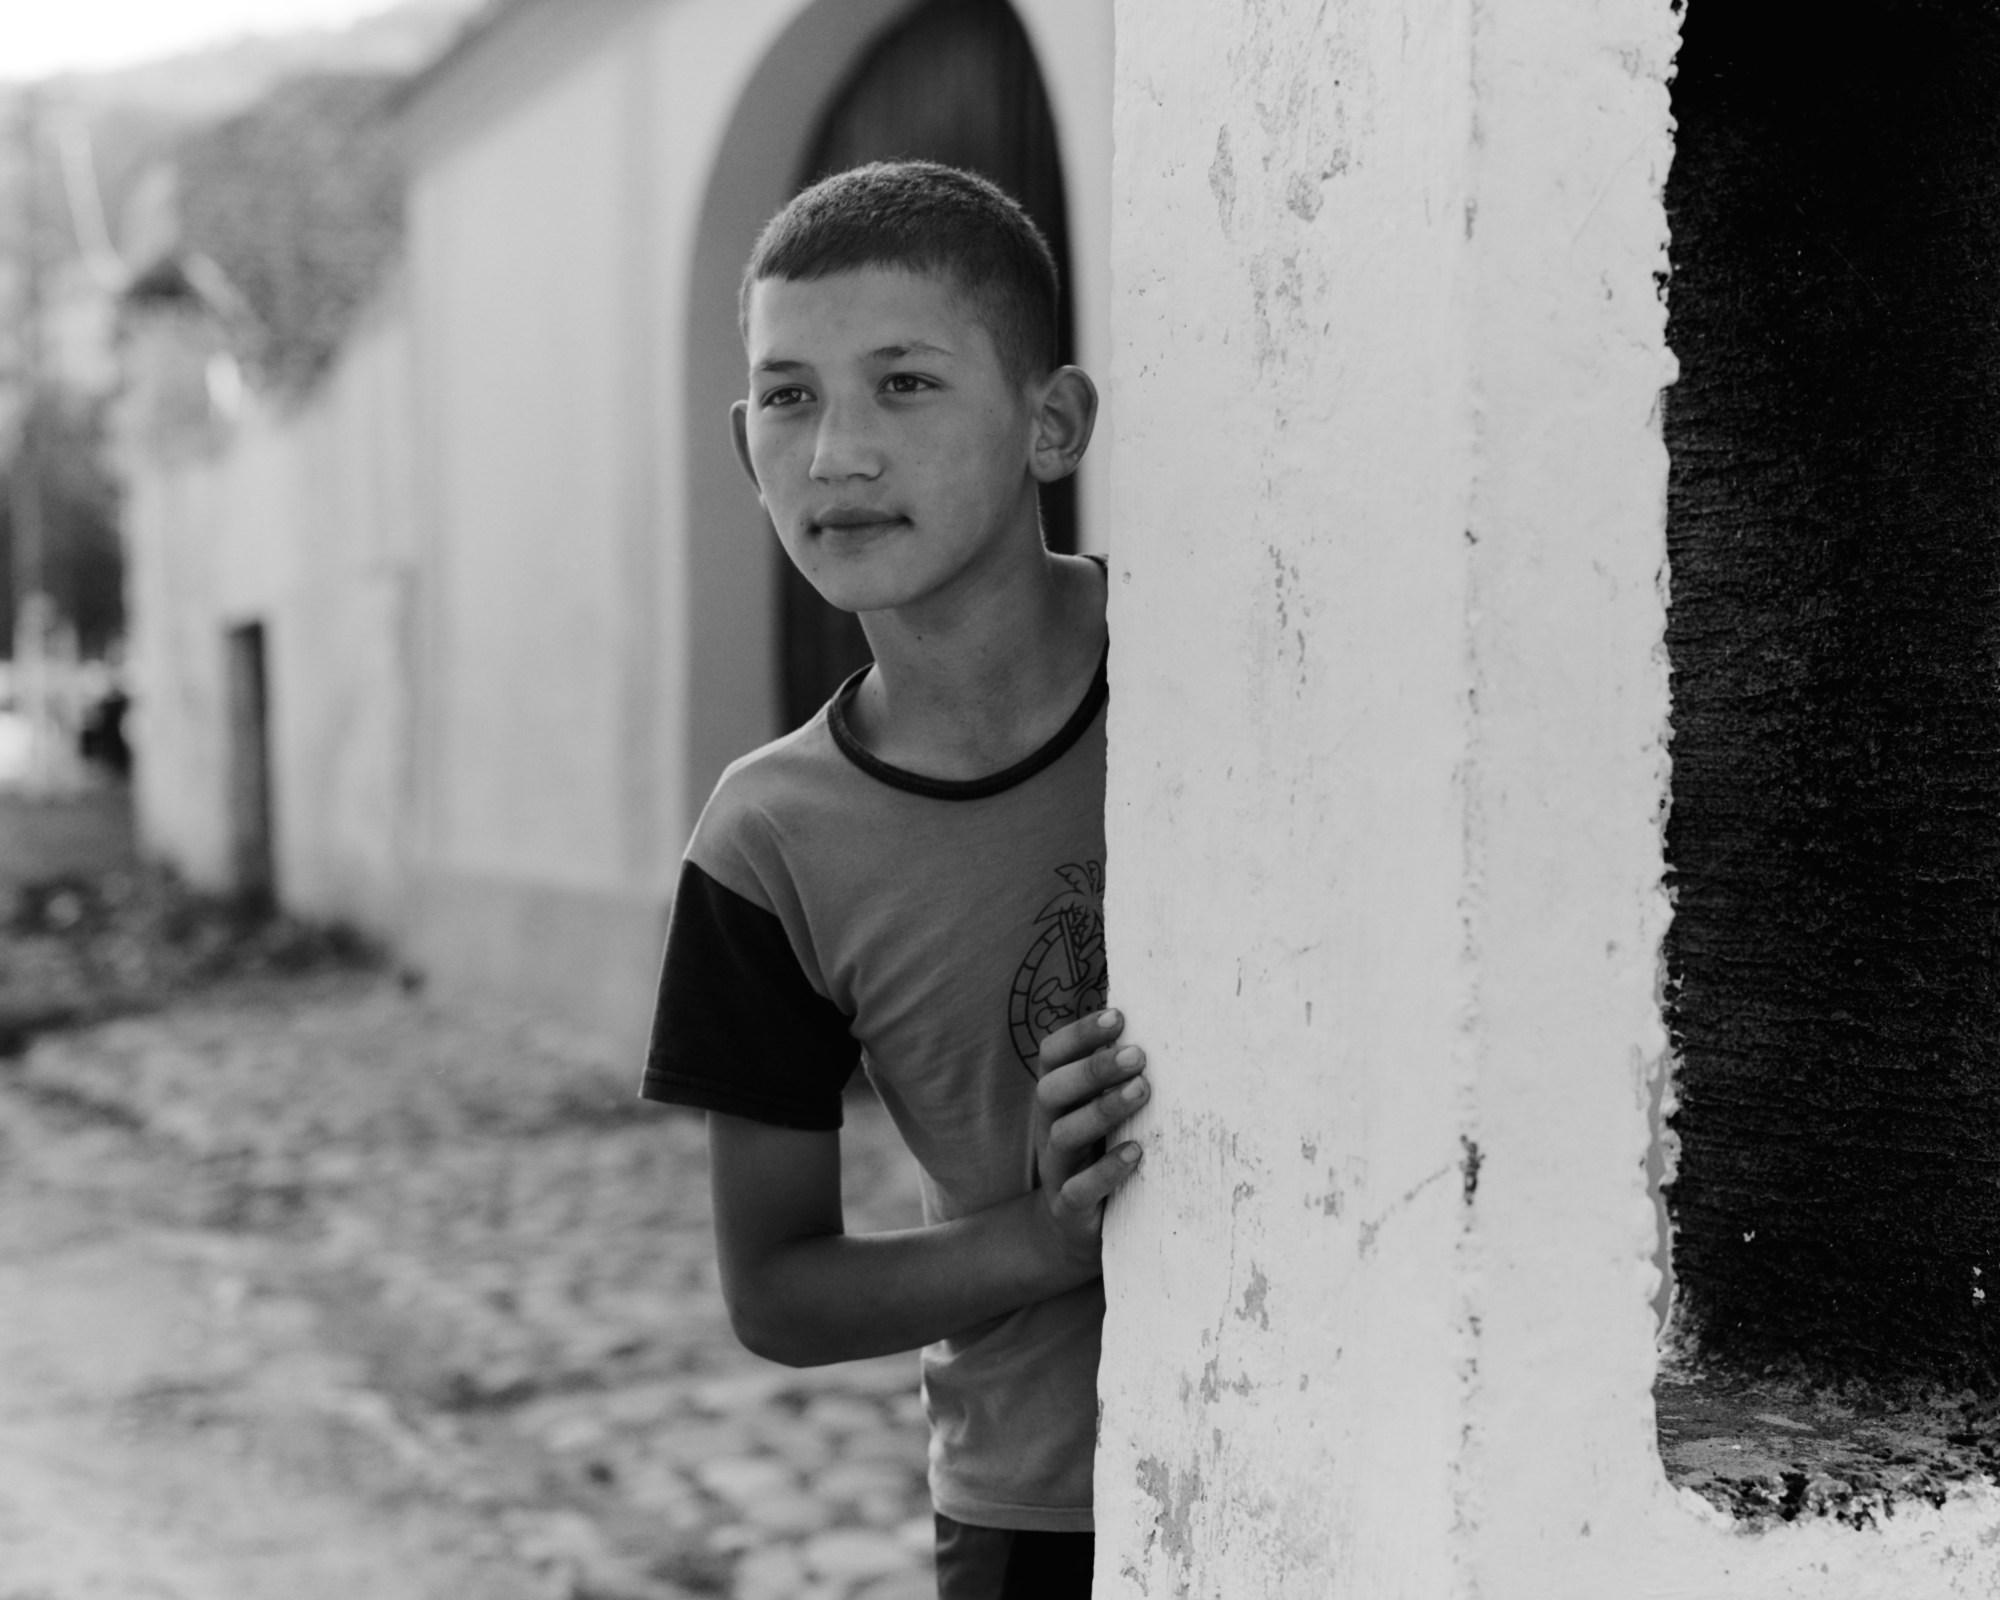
[641,859,860,1129]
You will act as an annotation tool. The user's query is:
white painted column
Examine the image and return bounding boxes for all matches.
[1098,0,2000,1592]
[1099,0,1480,1592]
[1452,0,1679,1587]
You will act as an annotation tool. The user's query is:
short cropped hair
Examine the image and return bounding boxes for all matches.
[742,161,1061,385]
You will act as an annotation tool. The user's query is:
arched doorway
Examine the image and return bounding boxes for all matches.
[778,0,1077,731]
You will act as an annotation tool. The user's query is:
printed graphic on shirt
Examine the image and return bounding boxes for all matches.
[1007,861,1108,1076]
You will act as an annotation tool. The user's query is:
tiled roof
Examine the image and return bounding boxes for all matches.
[164,72,405,398]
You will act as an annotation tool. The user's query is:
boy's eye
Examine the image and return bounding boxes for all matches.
[760,385,810,409]
[881,373,935,396]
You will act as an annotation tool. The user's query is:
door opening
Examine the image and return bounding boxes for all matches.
[225,620,275,911]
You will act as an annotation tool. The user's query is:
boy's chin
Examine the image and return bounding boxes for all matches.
[799,571,919,617]
[789,522,1024,616]
[794,544,941,616]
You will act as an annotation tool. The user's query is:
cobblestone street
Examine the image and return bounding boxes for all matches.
[0,800,936,1599]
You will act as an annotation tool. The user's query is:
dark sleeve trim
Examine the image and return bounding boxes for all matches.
[638,1070,847,1131]
[641,860,859,1130]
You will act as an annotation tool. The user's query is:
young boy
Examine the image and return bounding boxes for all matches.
[641,161,1149,1598]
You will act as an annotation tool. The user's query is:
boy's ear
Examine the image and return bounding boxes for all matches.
[729,400,763,494]
[1028,366,1098,485]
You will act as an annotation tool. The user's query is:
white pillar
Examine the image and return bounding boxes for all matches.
[1099,0,2000,1592]
[1100,0,1484,1589]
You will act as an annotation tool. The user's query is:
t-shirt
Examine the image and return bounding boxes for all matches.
[642,649,1109,1533]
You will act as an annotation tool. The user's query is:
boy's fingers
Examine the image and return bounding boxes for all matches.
[1047,1075,1148,1158]
[1035,1042,1146,1119]
[1036,1008,1124,1079]
[1054,1143,1143,1221]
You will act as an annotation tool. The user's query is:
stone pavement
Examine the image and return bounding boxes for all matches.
[0,969,938,1599]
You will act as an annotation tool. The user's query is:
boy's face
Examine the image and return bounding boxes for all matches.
[734,267,1045,616]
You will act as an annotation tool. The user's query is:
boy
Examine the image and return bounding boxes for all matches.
[641,162,1149,1599]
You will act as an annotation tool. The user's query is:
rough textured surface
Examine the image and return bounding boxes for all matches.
[0,788,935,1600]
[1656,1358,2000,1528]
[1663,5,2000,1384]
[1102,0,2000,1591]
[172,73,407,398]
[1098,0,1476,1591]
[0,970,935,1600]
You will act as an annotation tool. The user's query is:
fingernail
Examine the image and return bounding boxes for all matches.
[1120,1143,1142,1164]
[1121,1078,1147,1103]
[1097,1009,1121,1030]
[1114,1046,1142,1068]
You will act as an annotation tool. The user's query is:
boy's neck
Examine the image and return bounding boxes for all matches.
[848,544,1106,782]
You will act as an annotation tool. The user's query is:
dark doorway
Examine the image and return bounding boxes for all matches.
[1662,9,2000,1386]
[224,621,275,910]
[778,0,1077,731]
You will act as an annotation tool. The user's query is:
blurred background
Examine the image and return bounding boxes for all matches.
[2,0,477,800]
[0,2,1110,1595]
[2,0,1108,1045]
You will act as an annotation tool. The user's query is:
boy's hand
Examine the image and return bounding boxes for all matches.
[1032,1008,1148,1270]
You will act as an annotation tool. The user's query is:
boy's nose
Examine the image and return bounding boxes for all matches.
[809,400,883,482]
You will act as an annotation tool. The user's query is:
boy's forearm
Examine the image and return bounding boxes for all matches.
[725,1193,1094,1367]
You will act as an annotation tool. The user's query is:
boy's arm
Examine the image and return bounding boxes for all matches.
[710,1008,1147,1367]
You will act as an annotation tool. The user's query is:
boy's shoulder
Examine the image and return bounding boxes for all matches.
[693,709,848,871]
[690,695,897,905]
[705,709,844,821]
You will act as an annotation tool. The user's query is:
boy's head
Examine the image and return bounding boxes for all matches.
[731,162,1095,619]
[741,160,1060,387]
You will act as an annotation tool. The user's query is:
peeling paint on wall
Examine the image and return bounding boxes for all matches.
[1207,126,1235,238]
[1104,0,2000,1590]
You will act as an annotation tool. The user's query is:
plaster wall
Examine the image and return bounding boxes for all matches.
[120,296,416,935]
[401,13,673,1033]
[1099,1,1477,1589]
[1097,0,2000,1593]
[125,439,232,889]
[405,37,647,893]
[266,291,418,930]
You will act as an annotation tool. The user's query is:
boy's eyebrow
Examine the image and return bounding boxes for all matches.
[752,341,955,375]
[870,340,954,361]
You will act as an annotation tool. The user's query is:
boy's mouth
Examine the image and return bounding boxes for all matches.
[811,509,907,535]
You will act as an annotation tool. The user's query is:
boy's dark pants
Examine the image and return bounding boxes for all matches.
[933,1514,1093,1599]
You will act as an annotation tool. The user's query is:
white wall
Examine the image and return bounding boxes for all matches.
[118,292,415,934]
[271,290,418,929]
[1096,0,2000,1594]
[407,35,651,893]
[1098,0,1479,1588]
[123,379,232,888]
